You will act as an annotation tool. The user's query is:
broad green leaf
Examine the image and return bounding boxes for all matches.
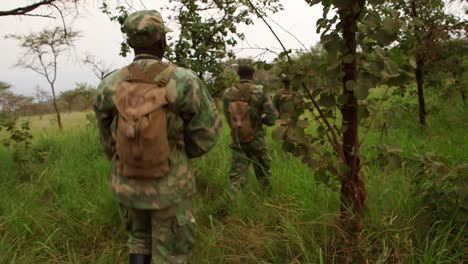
[318,93,336,108]
[272,125,288,141]
[345,80,357,91]
[354,85,369,100]
[365,13,380,29]
[297,119,309,128]
[372,26,397,46]
[382,17,400,35]
[409,57,417,69]
[384,59,400,78]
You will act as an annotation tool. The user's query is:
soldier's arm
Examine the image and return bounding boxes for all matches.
[261,90,278,126]
[180,71,222,158]
[93,87,115,160]
[273,92,281,111]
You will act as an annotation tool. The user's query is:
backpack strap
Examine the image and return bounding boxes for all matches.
[124,61,169,82]
[233,82,252,102]
[157,64,176,87]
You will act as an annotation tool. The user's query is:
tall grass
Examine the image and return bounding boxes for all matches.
[0,106,465,263]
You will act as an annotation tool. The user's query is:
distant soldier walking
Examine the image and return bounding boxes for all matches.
[93,10,221,264]
[274,78,299,119]
[223,65,278,191]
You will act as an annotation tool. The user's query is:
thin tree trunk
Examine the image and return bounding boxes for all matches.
[50,84,62,129]
[416,52,426,126]
[339,0,366,234]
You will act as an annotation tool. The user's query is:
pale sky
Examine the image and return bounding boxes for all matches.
[0,0,323,97]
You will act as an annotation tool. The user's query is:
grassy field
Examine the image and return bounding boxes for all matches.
[0,104,466,263]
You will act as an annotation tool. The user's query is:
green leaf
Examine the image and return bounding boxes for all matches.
[382,16,400,35]
[318,93,336,108]
[409,57,417,69]
[368,0,385,5]
[383,59,400,78]
[307,0,322,6]
[297,119,309,128]
[331,0,348,9]
[342,54,354,64]
[278,50,291,59]
[337,93,349,104]
[272,125,288,141]
[374,47,387,59]
[365,12,380,29]
[263,63,273,71]
[358,104,370,120]
[345,80,357,91]
[354,85,369,100]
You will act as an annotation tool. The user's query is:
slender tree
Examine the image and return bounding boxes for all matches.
[389,0,466,125]
[8,27,79,129]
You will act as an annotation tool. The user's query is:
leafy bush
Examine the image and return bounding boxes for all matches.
[375,145,467,229]
[0,117,33,181]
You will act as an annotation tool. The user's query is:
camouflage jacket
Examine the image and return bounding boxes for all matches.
[223,80,278,140]
[274,88,300,118]
[94,54,222,210]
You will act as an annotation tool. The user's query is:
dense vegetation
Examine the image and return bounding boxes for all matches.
[0,91,466,262]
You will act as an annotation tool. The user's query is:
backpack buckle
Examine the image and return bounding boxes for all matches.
[158,78,169,87]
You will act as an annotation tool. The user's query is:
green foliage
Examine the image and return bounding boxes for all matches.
[0,102,466,262]
[101,0,282,79]
[59,83,97,111]
[271,0,406,188]
[207,66,239,97]
[0,116,33,181]
[376,144,467,230]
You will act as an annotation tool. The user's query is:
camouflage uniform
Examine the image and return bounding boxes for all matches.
[223,80,278,190]
[94,10,221,264]
[274,87,300,119]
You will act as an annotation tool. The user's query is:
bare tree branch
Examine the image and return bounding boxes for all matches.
[0,0,57,17]
[83,54,113,80]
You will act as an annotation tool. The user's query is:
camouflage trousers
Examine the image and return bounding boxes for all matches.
[122,199,196,264]
[229,137,272,190]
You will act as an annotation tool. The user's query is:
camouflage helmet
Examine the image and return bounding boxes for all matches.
[123,10,171,48]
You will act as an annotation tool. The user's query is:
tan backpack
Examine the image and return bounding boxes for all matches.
[277,89,295,116]
[112,62,176,179]
[228,83,256,143]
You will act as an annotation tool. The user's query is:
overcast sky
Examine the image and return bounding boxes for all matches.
[0,1,323,97]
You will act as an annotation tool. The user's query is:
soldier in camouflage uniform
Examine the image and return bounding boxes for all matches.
[223,65,278,191]
[93,10,221,264]
[274,78,299,119]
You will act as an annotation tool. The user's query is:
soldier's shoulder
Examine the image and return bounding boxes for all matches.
[223,86,236,97]
[170,66,199,83]
[250,84,264,94]
[98,68,124,91]
[276,88,291,95]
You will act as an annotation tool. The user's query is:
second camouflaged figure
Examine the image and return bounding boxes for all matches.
[94,10,221,264]
[274,78,299,119]
[223,65,278,191]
